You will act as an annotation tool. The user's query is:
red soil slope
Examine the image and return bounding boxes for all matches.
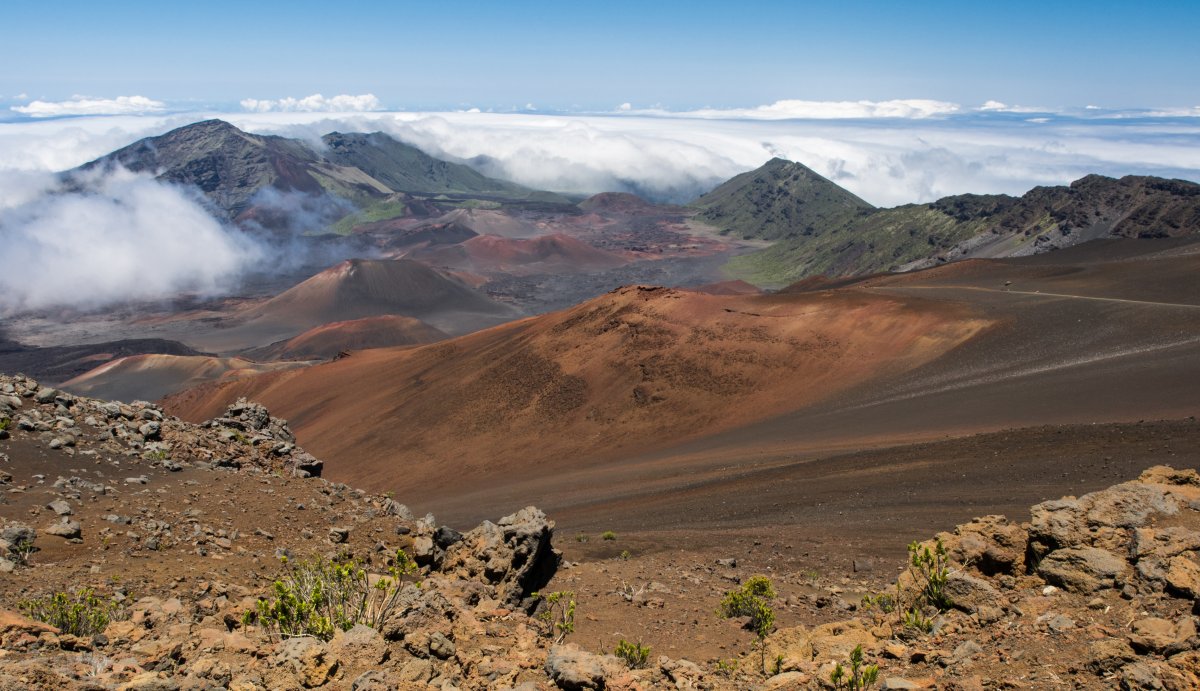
[165,285,988,494]
[410,233,629,275]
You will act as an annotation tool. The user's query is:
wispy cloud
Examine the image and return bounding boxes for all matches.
[11,95,166,117]
[239,93,383,113]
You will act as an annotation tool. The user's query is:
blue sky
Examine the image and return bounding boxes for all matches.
[4,0,1199,110]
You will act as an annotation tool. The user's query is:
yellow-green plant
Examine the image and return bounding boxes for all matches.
[601,531,617,541]
[247,549,417,641]
[718,576,777,673]
[614,639,651,669]
[20,588,125,637]
[830,644,879,689]
[535,590,576,644]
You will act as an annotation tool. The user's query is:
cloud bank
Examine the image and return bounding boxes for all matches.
[11,95,166,117]
[240,93,383,113]
[665,98,963,120]
[0,167,262,312]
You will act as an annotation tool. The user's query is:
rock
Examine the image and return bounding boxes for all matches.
[43,518,82,539]
[943,571,999,614]
[47,499,73,516]
[546,644,614,690]
[763,671,810,689]
[274,637,338,688]
[34,387,59,404]
[1165,555,1200,598]
[441,506,561,610]
[428,630,456,659]
[1086,638,1136,675]
[329,624,387,667]
[945,515,1028,575]
[434,525,463,548]
[116,672,180,691]
[880,679,922,690]
[397,657,432,683]
[1128,617,1193,654]
[139,421,161,440]
[0,608,60,636]
[328,527,350,544]
[1038,546,1129,592]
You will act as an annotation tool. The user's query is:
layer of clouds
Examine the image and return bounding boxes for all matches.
[660,98,963,120]
[0,167,263,313]
[11,95,166,117]
[240,93,383,113]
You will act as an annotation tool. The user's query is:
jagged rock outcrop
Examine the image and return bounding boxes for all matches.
[441,506,561,612]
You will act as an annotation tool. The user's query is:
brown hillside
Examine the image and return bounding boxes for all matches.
[165,285,989,495]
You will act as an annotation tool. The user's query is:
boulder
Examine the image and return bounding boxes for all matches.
[943,571,1001,614]
[43,519,82,540]
[944,515,1027,575]
[441,506,561,610]
[546,644,619,690]
[1038,546,1129,593]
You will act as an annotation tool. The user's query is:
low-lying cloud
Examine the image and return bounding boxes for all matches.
[240,94,383,113]
[661,98,963,120]
[0,167,263,313]
[11,95,166,118]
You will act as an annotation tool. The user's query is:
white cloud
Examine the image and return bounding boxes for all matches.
[0,167,263,312]
[239,93,383,113]
[633,98,962,120]
[11,95,166,117]
[617,102,632,112]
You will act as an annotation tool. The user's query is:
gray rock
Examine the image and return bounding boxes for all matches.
[48,499,73,516]
[328,527,350,544]
[881,680,922,690]
[428,631,456,659]
[139,421,161,439]
[34,387,59,404]
[43,519,82,539]
[944,571,999,614]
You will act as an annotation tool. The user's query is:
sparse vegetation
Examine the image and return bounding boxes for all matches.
[20,588,125,637]
[614,639,651,669]
[909,537,952,612]
[718,575,776,673]
[246,549,417,641]
[830,644,879,690]
[714,658,739,677]
[574,532,589,543]
[0,417,10,432]
[601,530,617,541]
[619,549,631,560]
[535,590,576,644]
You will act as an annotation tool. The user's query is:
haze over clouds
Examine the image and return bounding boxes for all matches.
[11,95,167,117]
[0,167,262,313]
[239,93,383,113]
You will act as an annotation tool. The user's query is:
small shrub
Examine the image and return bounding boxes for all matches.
[0,417,10,432]
[247,549,417,641]
[714,658,739,677]
[830,644,879,690]
[718,576,776,673]
[860,591,896,614]
[20,588,124,637]
[619,549,631,560]
[772,654,784,676]
[901,606,933,634]
[614,639,651,669]
[908,538,952,612]
[535,590,576,644]
[574,533,589,543]
[601,531,617,541]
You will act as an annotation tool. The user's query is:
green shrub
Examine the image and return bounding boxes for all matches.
[20,588,124,637]
[714,658,739,677]
[830,644,879,689]
[718,576,776,672]
[619,549,631,561]
[601,531,617,541]
[534,590,576,644]
[614,639,651,668]
[908,537,952,612]
[247,549,416,641]
[0,417,10,431]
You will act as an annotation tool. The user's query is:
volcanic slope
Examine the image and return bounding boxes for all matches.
[244,315,448,362]
[61,354,310,403]
[408,232,630,275]
[185,258,517,353]
[165,283,990,494]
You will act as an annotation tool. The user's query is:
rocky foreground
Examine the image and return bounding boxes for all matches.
[1,373,1200,689]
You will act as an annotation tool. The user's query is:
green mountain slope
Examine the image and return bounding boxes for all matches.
[690,158,873,241]
[723,169,1200,286]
